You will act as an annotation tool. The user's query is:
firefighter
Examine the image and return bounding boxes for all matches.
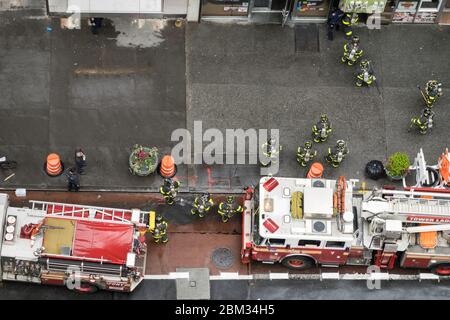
[410,107,435,135]
[159,178,180,205]
[341,12,358,38]
[218,195,244,223]
[423,80,443,107]
[326,140,349,168]
[191,193,214,218]
[355,59,376,87]
[312,114,332,143]
[341,36,363,66]
[260,138,282,167]
[296,141,317,167]
[155,214,168,243]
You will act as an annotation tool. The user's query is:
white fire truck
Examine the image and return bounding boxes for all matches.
[241,176,450,275]
[0,194,149,292]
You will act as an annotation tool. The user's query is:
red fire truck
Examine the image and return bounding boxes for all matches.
[0,194,149,292]
[241,176,450,275]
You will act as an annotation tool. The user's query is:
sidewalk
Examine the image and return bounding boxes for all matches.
[0,11,449,192]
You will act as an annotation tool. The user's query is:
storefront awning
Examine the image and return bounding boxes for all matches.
[339,0,388,13]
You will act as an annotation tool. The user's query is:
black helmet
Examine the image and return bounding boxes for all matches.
[360,59,369,68]
[156,214,163,223]
[320,114,328,122]
[423,108,432,117]
[305,141,313,149]
[352,36,359,44]
[201,193,210,202]
[226,195,234,203]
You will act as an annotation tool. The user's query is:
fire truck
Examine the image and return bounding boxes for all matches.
[241,176,450,275]
[0,194,149,292]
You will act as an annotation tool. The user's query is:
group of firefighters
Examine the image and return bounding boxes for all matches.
[297,114,349,168]
[328,8,443,135]
[410,80,443,134]
[152,177,244,244]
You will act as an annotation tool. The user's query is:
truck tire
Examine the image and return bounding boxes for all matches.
[281,255,315,270]
[430,263,450,276]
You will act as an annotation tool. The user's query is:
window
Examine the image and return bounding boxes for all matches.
[325,241,346,248]
[267,238,285,246]
[298,239,321,247]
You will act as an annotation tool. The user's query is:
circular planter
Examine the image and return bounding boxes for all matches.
[129,146,158,176]
[385,169,406,182]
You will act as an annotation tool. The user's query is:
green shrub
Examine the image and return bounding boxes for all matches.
[385,152,410,177]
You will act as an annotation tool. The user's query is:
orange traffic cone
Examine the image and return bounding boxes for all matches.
[158,155,177,178]
[45,153,63,176]
[307,162,324,179]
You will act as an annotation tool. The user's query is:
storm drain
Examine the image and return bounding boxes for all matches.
[211,247,234,270]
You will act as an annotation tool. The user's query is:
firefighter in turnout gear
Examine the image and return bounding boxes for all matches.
[355,59,376,87]
[153,214,168,244]
[218,195,244,223]
[260,138,282,167]
[297,141,317,167]
[341,36,363,66]
[159,178,180,205]
[191,193,214,218]
[422,80,443,107]
[312,114,332,143]
[326,140,349,168]
[341,12,358,38]
[410,107,435,135]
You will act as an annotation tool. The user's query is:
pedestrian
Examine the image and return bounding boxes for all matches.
[75,148,86,175]
[66,167,80,192]
[327,8,344,41]
[89,17,103,35]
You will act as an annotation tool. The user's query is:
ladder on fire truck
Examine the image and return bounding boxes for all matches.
[388,197,450,217]
[30,200,147,227]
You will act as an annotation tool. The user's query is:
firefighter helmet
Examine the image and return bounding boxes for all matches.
[226,195,235,203]
[351,36,359,44]
[320,114,328,123]
[337,140,346,149]
[360,59,370,68]
[156,214,163,223]
[305,141,313,149]
[423,108,432,117]
[201,193,210,202]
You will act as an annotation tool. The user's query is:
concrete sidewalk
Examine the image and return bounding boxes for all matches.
[186,22,450,192]
[0,11,449,192]
[0,12,187,191]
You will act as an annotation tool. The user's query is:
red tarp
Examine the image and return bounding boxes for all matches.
[72,221,133,264]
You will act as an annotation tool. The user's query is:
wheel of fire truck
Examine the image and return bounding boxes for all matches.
[73,283,99,294]
[430,263,450,276]
[281,255,315,270]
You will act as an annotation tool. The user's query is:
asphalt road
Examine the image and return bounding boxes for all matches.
[1,279,449,300]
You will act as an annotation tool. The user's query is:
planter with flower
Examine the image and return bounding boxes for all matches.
[129,145,159,176]
[385,152,410,181]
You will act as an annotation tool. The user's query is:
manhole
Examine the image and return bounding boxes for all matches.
[211,247,234,270]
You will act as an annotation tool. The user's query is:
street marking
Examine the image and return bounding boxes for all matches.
[143,273,448,281]
[321,272,340,280]
[73,67,152,76]
[269,273,289,280]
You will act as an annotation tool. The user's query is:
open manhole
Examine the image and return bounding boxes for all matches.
[211,247,234,270]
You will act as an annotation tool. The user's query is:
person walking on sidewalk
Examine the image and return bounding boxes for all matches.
[66,167,80,192]
[75,148,86,175]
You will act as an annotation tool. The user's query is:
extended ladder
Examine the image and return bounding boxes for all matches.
[30,200,146,226]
